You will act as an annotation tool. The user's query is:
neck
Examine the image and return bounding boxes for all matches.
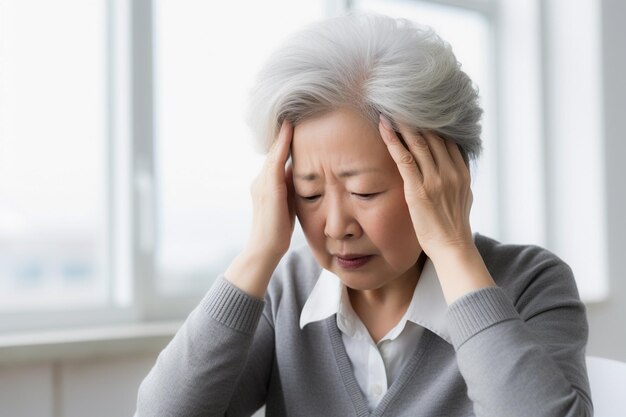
[348,252,427,320]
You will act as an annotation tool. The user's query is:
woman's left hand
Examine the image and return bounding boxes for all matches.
[378,115,475,261]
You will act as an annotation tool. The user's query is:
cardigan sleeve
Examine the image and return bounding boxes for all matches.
[135,275,274,417]
[446,259,593,417]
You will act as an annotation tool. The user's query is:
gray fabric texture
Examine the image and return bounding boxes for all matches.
[135,233,592,416]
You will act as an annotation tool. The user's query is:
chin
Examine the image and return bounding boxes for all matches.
[333,271,388,291]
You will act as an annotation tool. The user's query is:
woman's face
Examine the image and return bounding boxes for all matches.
[292,108,422,290]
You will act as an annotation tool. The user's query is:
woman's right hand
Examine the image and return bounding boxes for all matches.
[246,120,296,261]
[224,120,295,298]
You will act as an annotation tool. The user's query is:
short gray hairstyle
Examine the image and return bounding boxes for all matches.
[245,11,483,163]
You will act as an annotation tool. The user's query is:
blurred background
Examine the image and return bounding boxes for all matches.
[0,0,624,415]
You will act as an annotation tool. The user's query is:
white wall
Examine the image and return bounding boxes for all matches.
[0,353,157,417]
[0,350,267,417]
[585,0,626,362]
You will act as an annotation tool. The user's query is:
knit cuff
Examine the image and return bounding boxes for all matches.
[201,275,266,335]
[446,286,519,349]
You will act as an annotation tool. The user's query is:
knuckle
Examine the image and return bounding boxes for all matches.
[408,142,429,158]
[448,171,461,186]
[433,177,444,190]
[408,133,428,149]
[399,152,415,165]
[424,177,443,193]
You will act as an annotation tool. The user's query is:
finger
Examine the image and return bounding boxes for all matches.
[379,115,424,185]
[443,140,471,184]
[267,120,293,177]
[395,123,437,177]
[420,130,456,172]
[445,138,468,170]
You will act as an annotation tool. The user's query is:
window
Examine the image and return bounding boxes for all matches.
[496,0,607,301]
[0,1,109,313]
[0,0,328,332]
[151,0,324,296]
[0,0,605,335]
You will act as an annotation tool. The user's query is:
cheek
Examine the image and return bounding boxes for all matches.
[296,205,325,244]
[295,202,312,231]
[363,198,420,258]
[296,207,333,268]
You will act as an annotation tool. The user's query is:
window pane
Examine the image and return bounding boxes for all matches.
[354,0,499,239]
[0,0,108,311]
[154,1,324,294]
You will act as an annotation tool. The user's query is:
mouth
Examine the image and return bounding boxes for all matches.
[335,254,374,269]
[336,253,370,260]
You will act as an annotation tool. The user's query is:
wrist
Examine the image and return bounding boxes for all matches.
[242,243,285,268]
[429,244,496,305]
[224,248,283,299]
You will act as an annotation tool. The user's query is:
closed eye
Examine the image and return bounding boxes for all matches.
[353,193,379,200]
[298,193,380,202]
[299,195,321,202]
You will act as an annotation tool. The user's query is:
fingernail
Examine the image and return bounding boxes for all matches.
[379,114,393,131]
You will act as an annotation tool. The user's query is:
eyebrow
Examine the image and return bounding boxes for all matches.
[294,168,381,181]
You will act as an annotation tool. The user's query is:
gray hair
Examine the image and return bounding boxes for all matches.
[245,11,483,163]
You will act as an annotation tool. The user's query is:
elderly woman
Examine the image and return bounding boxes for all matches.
[136,12,591,417]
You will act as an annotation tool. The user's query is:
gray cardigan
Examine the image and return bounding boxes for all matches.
[135,233,592,416]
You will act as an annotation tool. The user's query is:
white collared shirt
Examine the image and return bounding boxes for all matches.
[300,258,451,412]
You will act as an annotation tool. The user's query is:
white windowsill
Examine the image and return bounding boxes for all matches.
[0,321,182,365]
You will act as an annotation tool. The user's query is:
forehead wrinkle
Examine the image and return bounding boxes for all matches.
[294,167,381,182]
[291,108,396,184]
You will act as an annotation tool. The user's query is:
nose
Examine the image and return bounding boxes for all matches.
[324,196,362,240]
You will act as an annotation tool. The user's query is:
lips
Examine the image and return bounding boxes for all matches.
[336,253,370,260]
[335,254,374,269]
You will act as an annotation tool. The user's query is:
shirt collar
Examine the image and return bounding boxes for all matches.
[298,268,343,329]
[299,257,452,344]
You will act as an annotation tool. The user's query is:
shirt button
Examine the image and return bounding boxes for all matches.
[371,384,382,397]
